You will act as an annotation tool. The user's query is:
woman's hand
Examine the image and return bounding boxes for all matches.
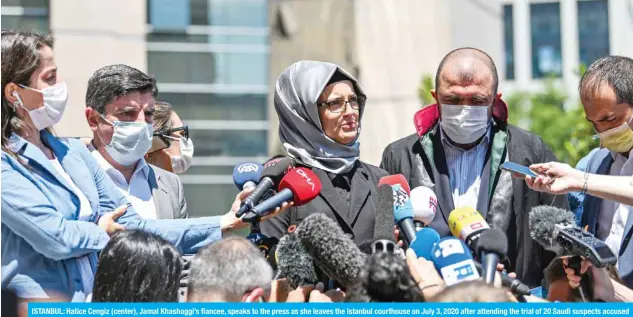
[221,187,294,232]
[98,205,128,236]
[405,249,444,298]
[525,162,585,195]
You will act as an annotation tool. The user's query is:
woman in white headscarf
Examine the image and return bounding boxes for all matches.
[260,61,388,247]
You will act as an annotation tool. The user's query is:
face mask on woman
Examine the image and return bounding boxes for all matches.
[12,82,68,131]
[170,136,194,174]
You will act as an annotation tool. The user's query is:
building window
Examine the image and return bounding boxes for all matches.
[1,0,49,33]
[503,4,514,80]
[578,0,609,68]
[147,0,269,217]
[530,2,562,79]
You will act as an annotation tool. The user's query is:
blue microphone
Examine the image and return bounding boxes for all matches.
[232,162,263,191]
[430,237,481,286]
[409,227,441,260]
[391,184,417,246]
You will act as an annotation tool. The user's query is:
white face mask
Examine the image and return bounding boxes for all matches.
[98,116,153,167]
[170,136,194,174]
[440,104,490,145]
[12,82,68,131]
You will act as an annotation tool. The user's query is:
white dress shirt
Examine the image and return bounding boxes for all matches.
[441,127,492,209]
[597,148,633,256]
[88,144,158,220]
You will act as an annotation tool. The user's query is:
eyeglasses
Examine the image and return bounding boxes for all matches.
[156,125,189,141]
[317,96,366,113]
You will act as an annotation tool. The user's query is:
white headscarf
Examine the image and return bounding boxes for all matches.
[274,61,366,174]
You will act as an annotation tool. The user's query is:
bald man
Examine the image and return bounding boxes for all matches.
[381,48,568,288]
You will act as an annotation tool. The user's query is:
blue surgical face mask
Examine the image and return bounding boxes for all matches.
[98,116,153,167]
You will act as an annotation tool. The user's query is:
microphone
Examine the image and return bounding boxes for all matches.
[242,167,322,222]
[430,237,481,286]
[472,262,531,296]
[409,227,441,261]
[236,156,295,217]
[476,228,508,285]
[295,213,367,287]
[447,206,490,251]
[379,174,411,195]
[391,184,417,246]
[529,205,618,302]
[409,186,437,229]
[246,231,279,270]
[363,252,424,302]
[232,162,263,191]
[275,233,319,288]
[373,184,397,241]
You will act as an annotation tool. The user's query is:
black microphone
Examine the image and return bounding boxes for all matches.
[275,233,319,288]
[373,184,397,241]
[362,252,424,302]
[295,213,367,287]
[236,156,295,217]
[476,228,508,285]
[472,262,531,296]
[529,205,617,302]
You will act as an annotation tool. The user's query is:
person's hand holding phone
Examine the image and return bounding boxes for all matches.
[525,162,585,195]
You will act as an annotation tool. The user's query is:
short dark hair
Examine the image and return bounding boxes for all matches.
[435,47,499,96]
[92,230,182,302]
[579,56,633,107]
[85,64,158,114]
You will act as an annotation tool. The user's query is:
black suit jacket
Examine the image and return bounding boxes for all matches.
[380,123,568,288]
[260,160,389,245]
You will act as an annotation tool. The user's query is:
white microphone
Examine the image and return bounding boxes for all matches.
[409,186,438,229]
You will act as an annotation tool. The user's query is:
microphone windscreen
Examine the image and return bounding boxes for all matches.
[431,237,480,286]
[529,205,577,254]
[261,156,295,184]
[364,252,424,302]
[276,234,319,288]
[409,186,438,225]
[409,227,441,260]
[475,228,508,257]
[278,167,322,205]
[447,207,490,242]
[392,184,414,223]
[295,213,367,286]
[379,174,411,195]
[373,184,396,241]
[232,162,263,190]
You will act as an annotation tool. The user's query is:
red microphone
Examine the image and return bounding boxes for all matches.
[378,174,411,195]
[243,167,322,222]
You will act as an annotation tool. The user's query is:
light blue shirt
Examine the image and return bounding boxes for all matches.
[440,126,491,209]
[1,131,222,301]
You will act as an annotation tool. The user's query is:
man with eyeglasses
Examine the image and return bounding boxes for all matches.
[380,48,568,289]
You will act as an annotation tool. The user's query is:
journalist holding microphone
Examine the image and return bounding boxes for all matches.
[524,56,633,289]
[260,61,388,245]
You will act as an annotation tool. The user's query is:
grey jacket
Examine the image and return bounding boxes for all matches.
[148,165,188,220]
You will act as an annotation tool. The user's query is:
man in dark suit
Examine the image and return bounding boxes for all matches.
[380,48,568,288]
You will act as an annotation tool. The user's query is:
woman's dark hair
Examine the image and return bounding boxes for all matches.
[1,30,54,157]
[92,230,182,302]
[153,101,174,134]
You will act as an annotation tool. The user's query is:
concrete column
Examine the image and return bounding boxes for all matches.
[560,0,580,98]
[50,0,147,137]
[609,0,633,57]
[513,0,531,86]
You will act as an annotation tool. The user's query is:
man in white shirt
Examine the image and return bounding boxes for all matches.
[84,64,186,220]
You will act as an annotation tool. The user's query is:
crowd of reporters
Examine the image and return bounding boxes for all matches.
[2,27,633,315]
